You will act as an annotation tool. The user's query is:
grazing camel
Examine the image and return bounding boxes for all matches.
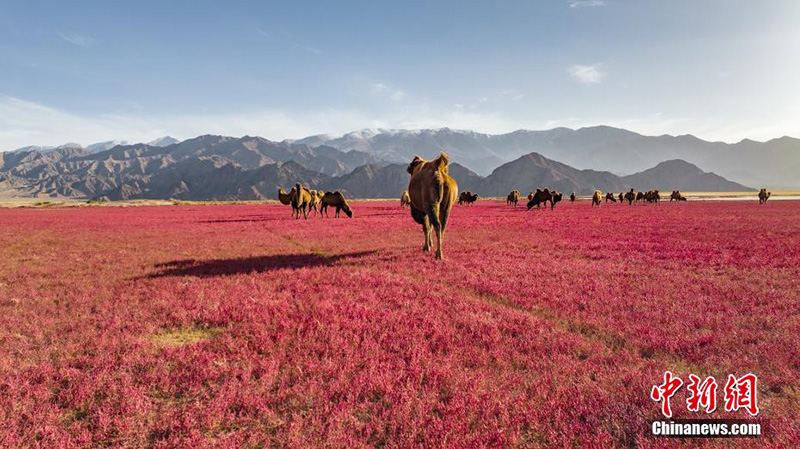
[291,183,312,219]
[507,190,521,206]
[570,192,576,202]
[526,188,552,210]
[401,190,411,209]
[635,191,645,203]
[605,192,617,203]
[592,190,603,207]
[758,188,771,204]
[278,187,298,217]
[407,153,458,260]
[624,189,636,205]
[320,191,353,218]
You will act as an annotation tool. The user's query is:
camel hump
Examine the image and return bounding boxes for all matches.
[433,152,450,170]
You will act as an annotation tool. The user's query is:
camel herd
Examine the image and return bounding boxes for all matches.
[277,184,353,219]
[458,191,479,205]
[277,152,776,260]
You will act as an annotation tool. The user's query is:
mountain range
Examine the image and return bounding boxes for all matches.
[0,130,752,201]
[291,127,800,189]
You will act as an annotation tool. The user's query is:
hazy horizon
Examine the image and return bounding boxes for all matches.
[2,0,799,150]
[6,124,800,153]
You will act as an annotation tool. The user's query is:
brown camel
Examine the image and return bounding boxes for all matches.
[307,189,322,217]
[458,191,478,205]
[278,187,298,217]
[507,190,520,206]
[407,153,458,259]
[549,191,563,210]
[401,190,411,209]
[320,191,353,218]
[670,190,687,202]
[624,189,636,205]
[291,183,312,219]
[758,188,771,204]
[570,192,576,202]
[527,188,553,210]
[592,190,603,207]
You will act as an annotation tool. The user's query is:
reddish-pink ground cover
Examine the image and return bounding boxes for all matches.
[1,199,798,447]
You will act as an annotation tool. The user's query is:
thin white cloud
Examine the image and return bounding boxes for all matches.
[56,30,96,47]
[370,83,406,101]
[293,43,322,55]
[257,28,321,55]
[497,89,525,102]
[569,64,604,84]
[568,1,606,8]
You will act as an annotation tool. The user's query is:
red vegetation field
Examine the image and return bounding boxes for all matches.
[1,199,799,447]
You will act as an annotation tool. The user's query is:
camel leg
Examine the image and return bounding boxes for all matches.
[427,204,443,259]
[421,218,432,252]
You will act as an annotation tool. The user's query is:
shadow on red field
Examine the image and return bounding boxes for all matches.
[141,251,376,278]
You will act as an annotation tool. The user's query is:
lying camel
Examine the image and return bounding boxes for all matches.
[320,191,353,218]
[670,190,687,202]
[291,183,312,219]
[507,190,520,206]
[407,153,458,260]
[401,190,411,209]
[592,190,603,207]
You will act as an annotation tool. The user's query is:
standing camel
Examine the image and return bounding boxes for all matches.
[291,183,311,219]
[401,190,411,209]
[278,187,297,218]
[407,153,458,260]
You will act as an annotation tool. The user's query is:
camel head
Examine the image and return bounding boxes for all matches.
[407,155,425,174]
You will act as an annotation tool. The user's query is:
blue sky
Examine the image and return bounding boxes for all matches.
[1,0,799,149]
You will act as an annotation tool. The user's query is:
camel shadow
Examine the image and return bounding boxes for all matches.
[143,250,376,279]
